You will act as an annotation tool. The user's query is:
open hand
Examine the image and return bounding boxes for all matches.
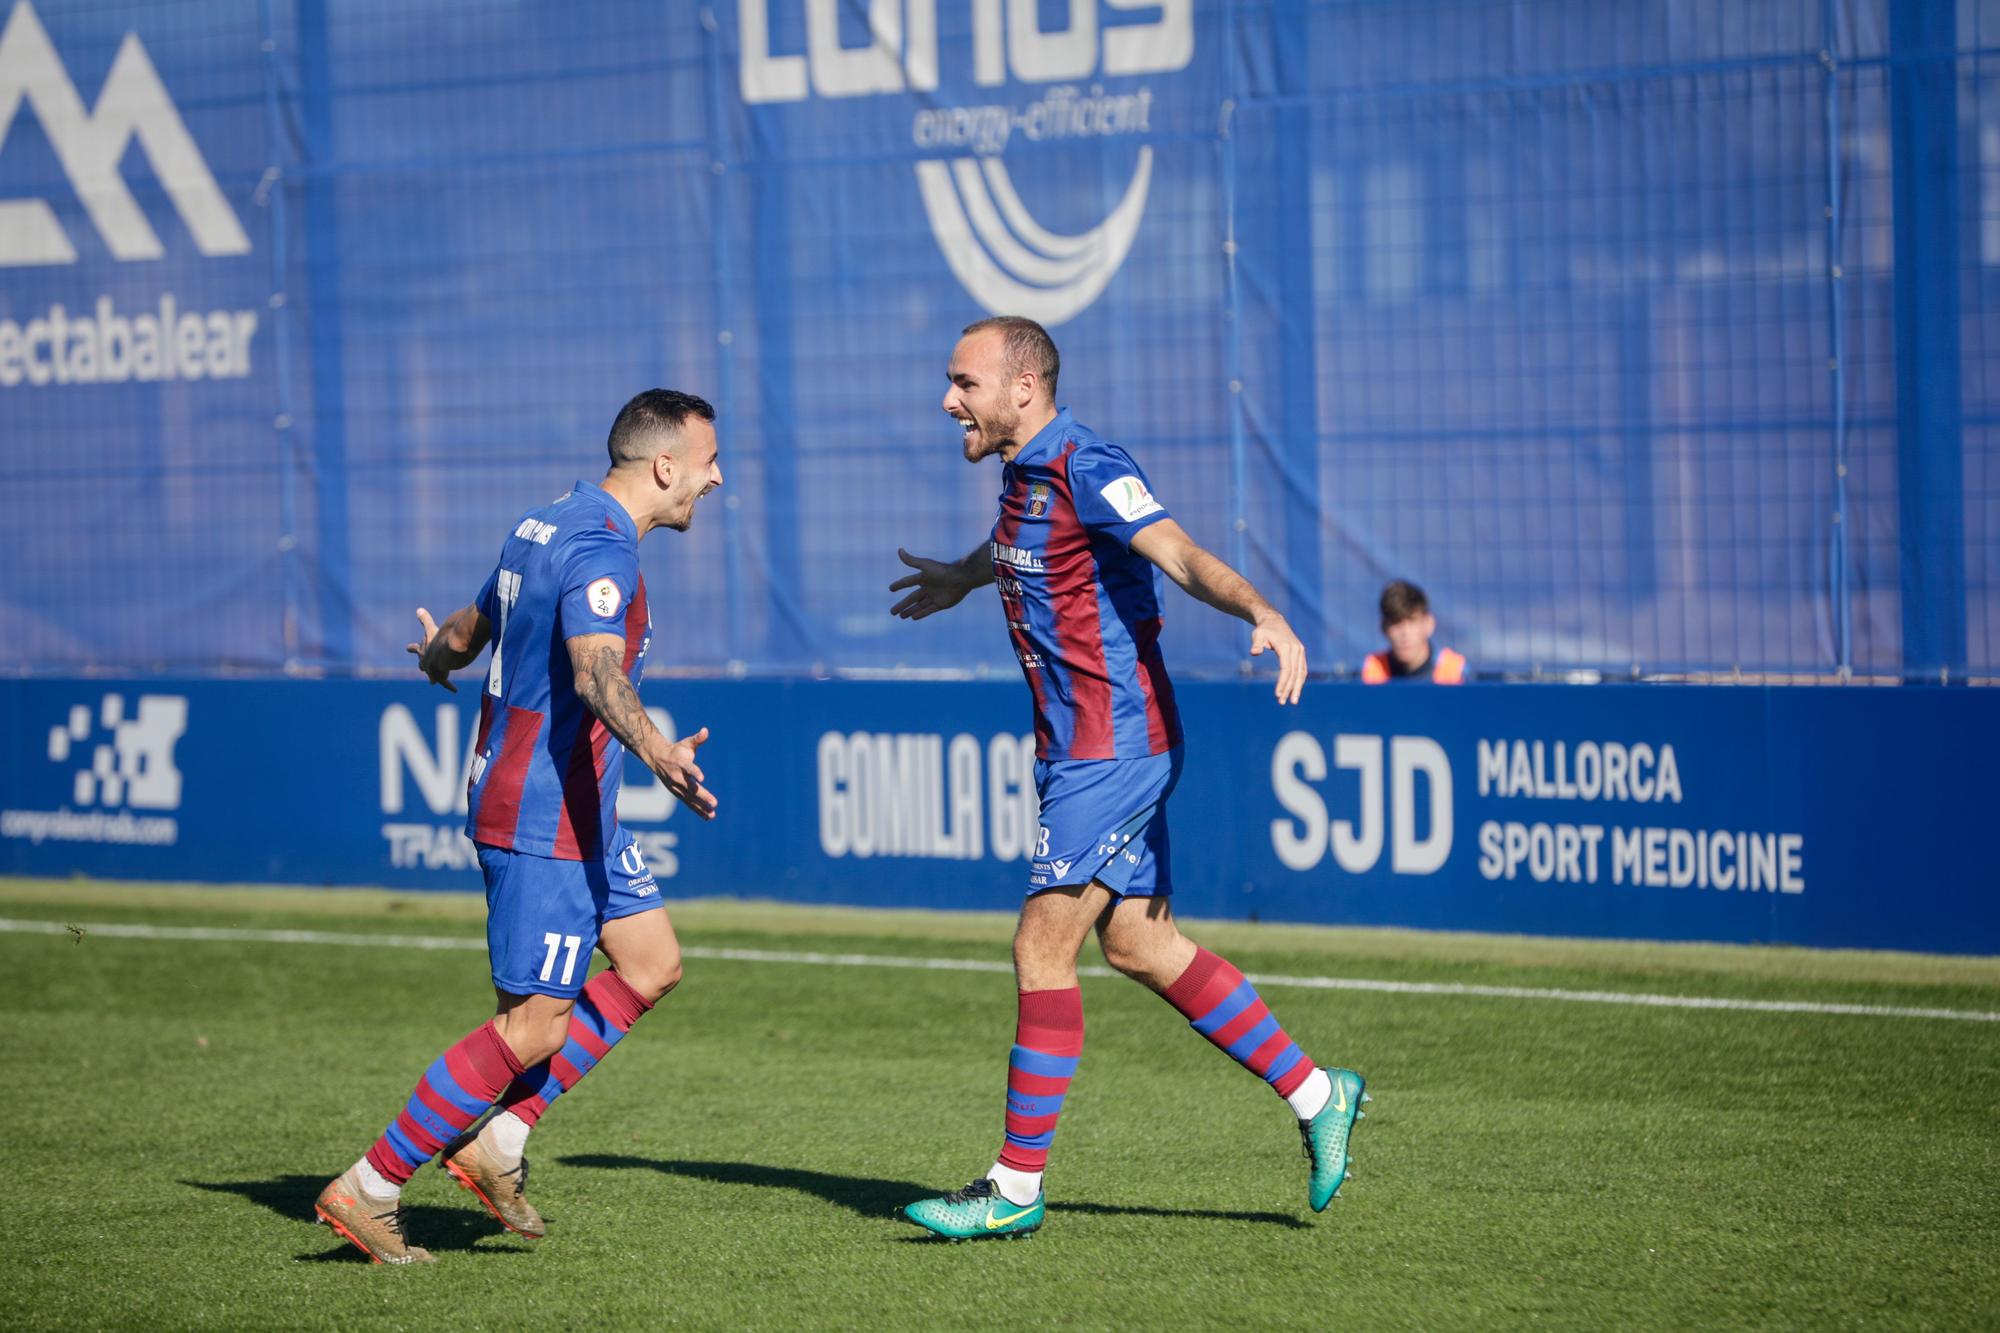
[657,725,717,820]
[1250,615,1308,705]
[889,548,972,621]
[406,607,457,692]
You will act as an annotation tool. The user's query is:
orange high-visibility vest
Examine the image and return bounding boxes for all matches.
[1363,647,1465,684]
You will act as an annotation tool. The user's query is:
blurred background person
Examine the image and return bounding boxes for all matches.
[1362,581,1465,684]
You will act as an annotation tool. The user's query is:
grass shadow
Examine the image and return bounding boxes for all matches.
[558,1155,1307,1229]
[182,1175,524,1261]
[1050,1200,1308,1229]
[559,1155,924,1218]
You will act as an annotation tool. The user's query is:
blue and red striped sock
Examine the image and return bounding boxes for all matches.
[995,987,1084,1178]
[364,1019,525,1186]
[1162,947,1315,1101]
[497,969,654,1128]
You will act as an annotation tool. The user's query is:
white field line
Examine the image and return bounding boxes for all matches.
[3,917,1995,1024]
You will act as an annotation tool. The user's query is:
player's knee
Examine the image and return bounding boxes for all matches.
[622,952,683,1004]
[1013,932,1063,977]
[503,1014,571,1067]
[1097,932,1152,980]
[658,955,684,996]
[1099,925,1183,986]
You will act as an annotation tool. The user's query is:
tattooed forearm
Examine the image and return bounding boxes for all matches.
[573,643,658,755]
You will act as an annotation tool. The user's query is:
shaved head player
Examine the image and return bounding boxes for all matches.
[889,318,1368,1239]
[315,390,723,1263]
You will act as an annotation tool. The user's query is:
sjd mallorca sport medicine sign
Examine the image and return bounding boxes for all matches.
[2,679,1994,954]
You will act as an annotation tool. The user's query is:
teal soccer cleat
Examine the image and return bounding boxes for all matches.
[902,1179,1045,1240]
[1301,1068,1368,1212]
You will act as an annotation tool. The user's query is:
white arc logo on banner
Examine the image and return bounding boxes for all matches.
[0,0,250,267]
[915,148,1152,328]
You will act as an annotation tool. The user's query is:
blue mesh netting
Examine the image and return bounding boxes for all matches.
[1,0,1993,679]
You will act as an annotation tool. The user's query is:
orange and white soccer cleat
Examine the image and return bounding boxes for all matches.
[439,1120,546,1238]
[314,1169,434,1265]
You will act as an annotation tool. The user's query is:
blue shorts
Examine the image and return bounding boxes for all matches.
[1027,747,1183,898]
[477,828,663,998]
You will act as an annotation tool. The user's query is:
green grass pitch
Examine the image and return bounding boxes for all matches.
[2,877,1996,1330]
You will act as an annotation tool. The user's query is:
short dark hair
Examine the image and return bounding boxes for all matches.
[963,315,1059,402]
[1380,580,1430,625]
[607,388,715,466]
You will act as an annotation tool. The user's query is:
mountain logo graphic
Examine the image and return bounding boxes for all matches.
[0,0,249,267]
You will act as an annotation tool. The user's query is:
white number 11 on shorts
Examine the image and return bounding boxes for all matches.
[539,932,583,986]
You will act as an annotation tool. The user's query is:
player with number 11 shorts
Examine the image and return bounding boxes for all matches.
[313,389,723,1263]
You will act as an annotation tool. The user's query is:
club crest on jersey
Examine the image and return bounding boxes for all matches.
[1027,482,1051,518]
[587,577,622,618]
[1101,476,1163,523]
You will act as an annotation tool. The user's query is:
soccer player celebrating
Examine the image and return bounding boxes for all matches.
[889,318,1367,1240]
[315,390,723,1263]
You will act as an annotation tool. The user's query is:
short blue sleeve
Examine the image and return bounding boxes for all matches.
[557,526,639,639]
[476,515,533,621]
[1067,441,1172,549]
[474,564,501,622]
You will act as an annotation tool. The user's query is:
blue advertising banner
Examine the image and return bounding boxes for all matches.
[1,678,1992,954]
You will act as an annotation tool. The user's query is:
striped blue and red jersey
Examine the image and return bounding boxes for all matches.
[464,479,651,859]
[990,408,1182,761]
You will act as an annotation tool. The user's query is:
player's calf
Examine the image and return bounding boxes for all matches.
[442,964,658,1232]
[1159,946,1326,1109]
[491,969,654,1134]
[1154,945,1376,1211]
[354,1018,527,1197]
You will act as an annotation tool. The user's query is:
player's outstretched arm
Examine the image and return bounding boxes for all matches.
[408,605,491,693]
[567,632,717,819]
[1130,519,1308,705]
[888,545,995,621]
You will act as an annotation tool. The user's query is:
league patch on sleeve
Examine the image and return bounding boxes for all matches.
[587,577,622,618]
[1100,476,1164,523]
